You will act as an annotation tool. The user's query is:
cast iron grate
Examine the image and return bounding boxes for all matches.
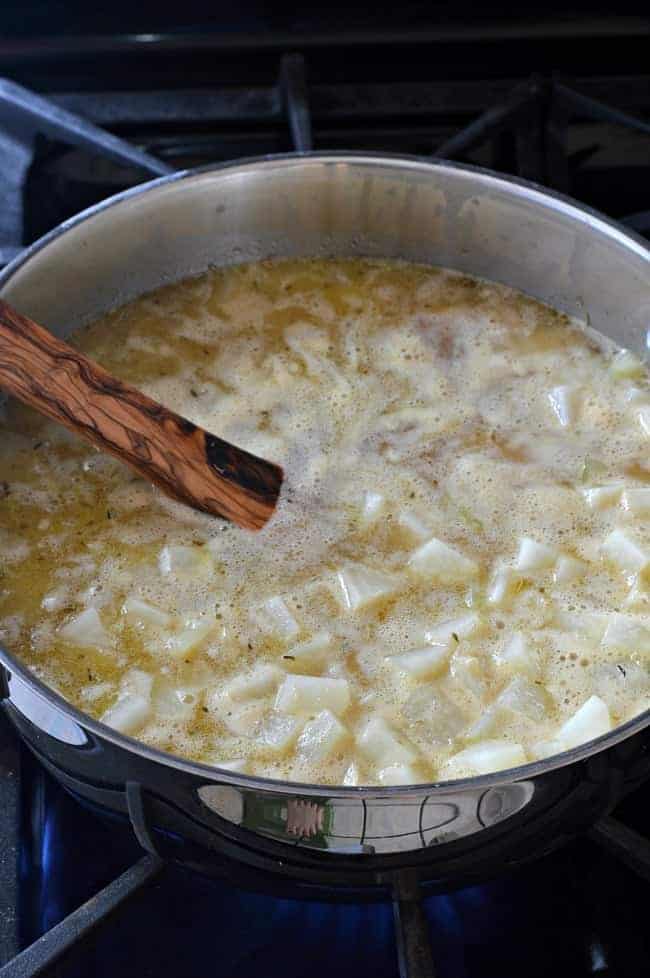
[0,49,649,978]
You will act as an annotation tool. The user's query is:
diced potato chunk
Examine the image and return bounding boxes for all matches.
[387,645,450,680]
[162,617,214,658]
[621,488,650,516]
[496,677,547,721]
[378,763,420,785]
[557,695,611,749]
[275,675,351,716]
[515,537,557,572]
[554,555,586,584]
[256,596,300,641]
[530,738,566,760]
[581,485,624,510]
[255,713,303,752]
[601,529,648,575]
[335,564,399,612]
[408,537,478,582]
[159,544,212,577]
[223,663,283,702]
[122,597,171,629]
[296,709,350,762]
[101,669,153,734]
[424,613,480,644]
[221,701,267,736]
[357,716,416,766]
[610,349,645,379]
[59,607,110,650]
[547,385,580,427]
[600,614,650,653]
[442,740,526,777]
[283,632,331,673]
[493,632,540,679]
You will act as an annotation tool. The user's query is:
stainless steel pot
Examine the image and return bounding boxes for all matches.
[1,154,650,889]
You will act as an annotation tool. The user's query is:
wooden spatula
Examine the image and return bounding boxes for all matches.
[0,299,283,530]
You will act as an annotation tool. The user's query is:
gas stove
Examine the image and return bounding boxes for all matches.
[1,15,650,978]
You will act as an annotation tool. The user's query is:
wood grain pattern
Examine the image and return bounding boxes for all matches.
[0,299,283,530]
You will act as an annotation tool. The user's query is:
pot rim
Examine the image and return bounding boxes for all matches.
[1,150,649,799]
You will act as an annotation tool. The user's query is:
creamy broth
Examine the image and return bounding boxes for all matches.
[1,258,650,785]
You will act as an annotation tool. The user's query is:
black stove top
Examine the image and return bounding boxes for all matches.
[0,17,650,977]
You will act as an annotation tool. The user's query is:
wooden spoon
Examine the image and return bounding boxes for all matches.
[0,299,283,531]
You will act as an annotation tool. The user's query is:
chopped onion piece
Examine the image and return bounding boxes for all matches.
[487,566,521,607]
[547,385,579,427]
[493,632,540,679]
[163,617,214,658]
[601,528,648,574]
[610,349,645,379]
[398,510,431,540]
[213,758,248,773]
[408,537,478,582]
[443,740,526,777]
[153,683,199,721]
[255,713,303,752]
[637,406,650,437]
[123,669,154,700]
[378,763,420,785]
[624,579,650,610]
[581,485,624,510]
[554,608,609,640]
[59,607,110,650]
[621,488,650,516]
[558,695,611,749]
[158,544,212,577]
[122,597,171,629]
[41,588,69,613]
[601,614,650,653]
[221,701,267,736]
[530,738,566,760]
[224,663,283,702]
[275,675,351,716]
[283,632,331,673]
[101,694,150,734]
[387,645,450,680]
[554,555,586,584]
[465,704,502,741]
[296,709,350,762]
[496,677,547,721]
[425,613,480,645]
[335,564,399,612]
[343,762,360,786]
[81,681,114,703]
[450,653,485,697]
[361,491,385,526]
[357,716,416,766]
[515,537,557,572]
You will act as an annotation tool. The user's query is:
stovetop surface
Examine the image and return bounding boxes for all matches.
[15,745,650,978]
[0,15,649,977]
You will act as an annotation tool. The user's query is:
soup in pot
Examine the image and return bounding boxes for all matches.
[1,258,650,785]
